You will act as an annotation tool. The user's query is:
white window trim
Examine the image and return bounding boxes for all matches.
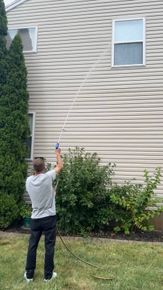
[8,26,38,53]
[112,18,146,67]
[6,0,28,12]
[26,112,36,161]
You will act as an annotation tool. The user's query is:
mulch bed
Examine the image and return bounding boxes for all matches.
[2,225,163,243]
[90,230,163,242]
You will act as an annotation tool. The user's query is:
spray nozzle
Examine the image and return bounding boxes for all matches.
[55,142,60,150]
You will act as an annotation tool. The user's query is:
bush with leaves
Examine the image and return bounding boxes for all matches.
[56,147,162,235]
[0,0,29,229]
[109,168,162,234]
[56,147,115,234]
[0,193,19,229]
[0,34,29,202]
[19,202,32,218]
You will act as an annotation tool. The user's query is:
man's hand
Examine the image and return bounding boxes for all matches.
[55,148,61,155]
[55,148,63,174]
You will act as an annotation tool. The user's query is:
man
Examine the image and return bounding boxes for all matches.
[24,148,63,282]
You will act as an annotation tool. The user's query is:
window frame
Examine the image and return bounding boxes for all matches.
[7,26,38,53]
[26,112,36,161]
[112,18,146,67]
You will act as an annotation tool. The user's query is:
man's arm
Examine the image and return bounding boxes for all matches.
[55,148,63,174]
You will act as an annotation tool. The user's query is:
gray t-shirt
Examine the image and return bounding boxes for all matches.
[26,170,57,219]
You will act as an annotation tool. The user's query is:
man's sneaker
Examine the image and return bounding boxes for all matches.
[44,272,57,282]
[24,272,33,283]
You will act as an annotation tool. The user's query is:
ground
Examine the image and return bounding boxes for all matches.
[4,224,163,243]
[0,230,163,290]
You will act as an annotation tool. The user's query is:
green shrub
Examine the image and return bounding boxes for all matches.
[19,202,32,218]
[56,147,115,234]
[56,147,163,235]
[0,34,29,202]
[0,3,29,203]
[109,168,162,234]
[0,193,19,229]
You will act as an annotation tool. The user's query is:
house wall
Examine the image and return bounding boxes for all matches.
[7,0,163,200]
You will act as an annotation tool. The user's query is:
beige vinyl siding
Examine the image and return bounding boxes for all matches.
[7,0,163,196]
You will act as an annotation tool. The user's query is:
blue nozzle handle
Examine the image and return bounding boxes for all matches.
[55,142,60,149]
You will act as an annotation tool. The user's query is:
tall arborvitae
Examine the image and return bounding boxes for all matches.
[0,0,8,98]
[0,0,9,194]
[2,34,29,201]
[0,0,29,205]
[0,0,7,53]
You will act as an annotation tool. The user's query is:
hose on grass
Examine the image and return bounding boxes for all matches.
[57,229,114,281]
[57,229,99,268]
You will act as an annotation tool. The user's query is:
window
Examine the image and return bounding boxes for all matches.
[26,113,35,159]
[112,19,145,66]
[6,27,37,52]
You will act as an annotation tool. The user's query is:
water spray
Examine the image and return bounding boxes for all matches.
[55,48,108,149]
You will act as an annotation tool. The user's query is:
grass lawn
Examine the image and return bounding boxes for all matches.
[0,232,163,290]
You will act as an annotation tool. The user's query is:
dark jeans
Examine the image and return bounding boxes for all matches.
[25,215,56,280]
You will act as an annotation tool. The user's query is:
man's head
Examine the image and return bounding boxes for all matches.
[33,157,45,174]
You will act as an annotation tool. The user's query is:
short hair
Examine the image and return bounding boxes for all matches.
[33,157,45,173]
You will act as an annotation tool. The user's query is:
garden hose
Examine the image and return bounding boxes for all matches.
[57,229,99,268]
[57,229,114,281]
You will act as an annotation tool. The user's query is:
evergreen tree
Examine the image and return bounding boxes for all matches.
[0,0,10,195]
[0,34,29,201]
[0,0,7,52]
[0,0,29,228]
[0,0,8,94]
